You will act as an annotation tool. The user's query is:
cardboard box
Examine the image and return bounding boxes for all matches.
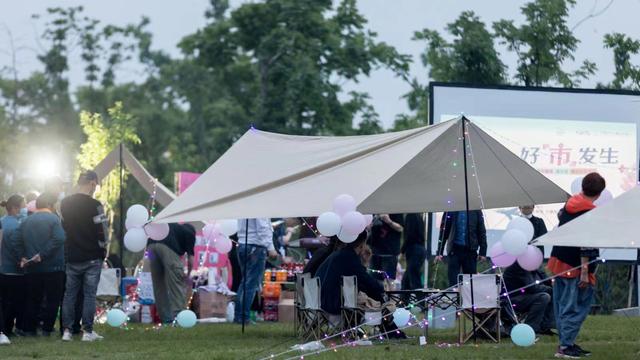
[280,290,295,302]
[278,299,295,323]
[193,291,232,318]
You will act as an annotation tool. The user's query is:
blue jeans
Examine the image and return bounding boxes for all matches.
[234,245,267,324]
[62,260,102,332]
[553,277,593,347]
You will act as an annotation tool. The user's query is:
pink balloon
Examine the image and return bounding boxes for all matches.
[517,245,544,271]
[203,224,220,241]
[363,214,373,226]
[594,189,613,206]
[332,194,356,216]
[214,235,232,254]
[145,222,170,241]
[489,241,517,267]
[341,211,366,235]
[27,200,36,213]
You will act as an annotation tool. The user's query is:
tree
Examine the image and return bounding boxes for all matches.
[493,0,596,87]
[603,33,640,90]
[395,11,505,130]
[76,102,140,255]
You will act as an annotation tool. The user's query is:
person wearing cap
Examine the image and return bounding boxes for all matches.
[60,170,107,342]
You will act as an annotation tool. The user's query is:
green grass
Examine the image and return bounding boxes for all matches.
[0,316,639,359]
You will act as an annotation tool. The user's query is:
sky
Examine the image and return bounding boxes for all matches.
[1,0,639,128]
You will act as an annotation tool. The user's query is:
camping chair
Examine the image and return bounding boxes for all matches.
[295,273,311,337]
[96,268,122,320]
[458,274,501,344]
[301,277,332,341]
[341,276,382,339]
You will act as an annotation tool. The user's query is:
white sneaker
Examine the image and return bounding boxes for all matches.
[81,331,104,342]
[62,329,73,342]
[0,333,11,345]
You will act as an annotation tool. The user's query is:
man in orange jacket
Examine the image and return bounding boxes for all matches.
[548,172,605,359]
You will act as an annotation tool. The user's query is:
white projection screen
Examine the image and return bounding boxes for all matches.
[429,83,640,262]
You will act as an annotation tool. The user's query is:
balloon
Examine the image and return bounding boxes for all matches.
[124,227,148,252]
[219,219,238,236]
[341,211,366,235]
[506,217,534,242]
[126,204,149,228]
[517,245,544,271]
[145,222,170,241]
[332,194,356,216]
[317,212,342,237]
[177,310,197,328]
[510,323,535,347]
[106,309,127,327]
[501,229,528,256]
[125,217,138,231]
[594,189,613,206]
[363,214,373,226]
[26,200,36,213]
[488,241,517,267]
[337,228,358,243]
[570,176,583,195]
[392,308,411,327]
[214,235,233,254]
[202,224,217,241]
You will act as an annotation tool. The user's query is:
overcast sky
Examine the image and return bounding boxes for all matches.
[1,0,638,128]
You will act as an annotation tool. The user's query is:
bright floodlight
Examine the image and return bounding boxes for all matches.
[34,154,58,177]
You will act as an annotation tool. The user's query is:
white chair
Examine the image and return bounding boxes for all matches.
[97,268,121,298]
[458,274,501,343]
[295,273,311,337]
[341,276,382,338]
[301,277,331,341]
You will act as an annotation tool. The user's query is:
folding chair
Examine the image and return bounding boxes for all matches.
[458,274,501,344]
[96,268,122,319]
[295,273,310,337]
[301,277,332,341]
[341,276,382,339]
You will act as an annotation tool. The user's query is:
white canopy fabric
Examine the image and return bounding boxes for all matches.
[533,186,640,249]
[155,117,569,223]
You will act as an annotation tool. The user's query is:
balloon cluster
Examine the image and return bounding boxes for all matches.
[488,217,542,271]
[316,194,372,243]
[123,204,170,252]
[571,176,613,206]
[201,220,238,254]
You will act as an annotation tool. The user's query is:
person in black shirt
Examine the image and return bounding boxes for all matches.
[401,213,426,290]
[369,214,404,280]
[148,223,196,323]
[60,170,106,342]
[302,237,341,277]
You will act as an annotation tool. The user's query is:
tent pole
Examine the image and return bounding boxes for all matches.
[119,143,124,264]
[241,219,249,334]
[461,117,477,343]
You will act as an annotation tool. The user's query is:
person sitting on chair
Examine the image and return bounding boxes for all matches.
[315,232,405,339]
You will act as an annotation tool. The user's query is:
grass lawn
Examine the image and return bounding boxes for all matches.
[0,315,639,359]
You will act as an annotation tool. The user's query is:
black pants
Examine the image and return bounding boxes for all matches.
[510,292,555,333]
[24,272,64,333]
[401,245,427,290]
[371,254,399,280]
[0,274,27,335]
[447,251,477,287]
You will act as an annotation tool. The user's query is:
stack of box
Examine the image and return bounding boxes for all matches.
[278,290,295,323]
[193,290,232,319]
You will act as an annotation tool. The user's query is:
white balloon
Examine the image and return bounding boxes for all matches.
[594,189,613,206]
[317,212,342,237]
[341,211,366,236]
[126,204,149,228]
[332,194,356,216]
[506,216,534,242]
[501,229,528,256]
[219,219,238,236]
[570,176,583,195]
[124,227,148,252]
[337,228,358,243]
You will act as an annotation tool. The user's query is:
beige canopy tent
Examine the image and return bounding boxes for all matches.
[155,117,569,223]
[533,186,640,249]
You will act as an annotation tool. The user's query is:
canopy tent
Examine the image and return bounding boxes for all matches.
[155,117,569,223]
[533,186,640,249]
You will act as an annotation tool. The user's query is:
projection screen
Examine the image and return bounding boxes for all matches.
[429,83,640,262]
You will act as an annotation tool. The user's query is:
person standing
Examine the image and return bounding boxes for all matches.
[401,213,427,290]
[234,218,278,325]
[147,223,196,323]
[436,210,487,287]
[548,173,604,358]
[60,171,107,342]
[15,193,65,337]
[369,214,404,280]
[0,195,27,343]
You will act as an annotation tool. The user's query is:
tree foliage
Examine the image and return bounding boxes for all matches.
[603,33,640,90]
